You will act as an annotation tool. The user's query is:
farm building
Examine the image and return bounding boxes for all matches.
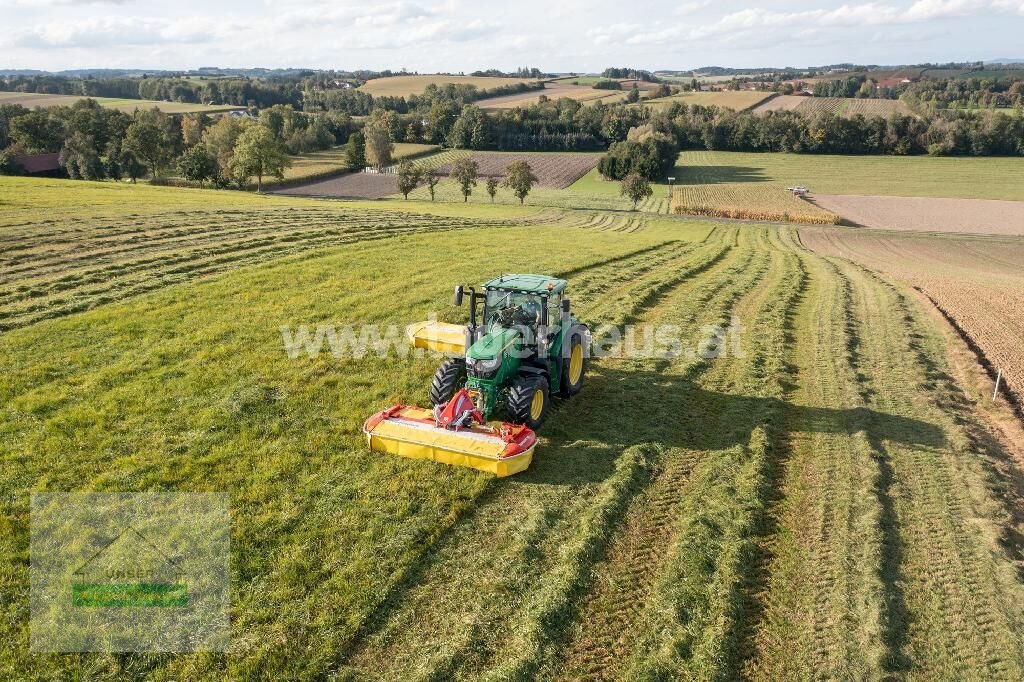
[14,152,62,176]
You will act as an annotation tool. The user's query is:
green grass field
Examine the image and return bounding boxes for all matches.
[3,176,1024,679]
[0,91,244,114]
[264,143,439,187]
[676,150,1024,200]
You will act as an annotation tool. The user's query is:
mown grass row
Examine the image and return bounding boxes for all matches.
[618,229,808,679]
[546,237,776,681]
[743,235,891,679]
[0,207,526,331]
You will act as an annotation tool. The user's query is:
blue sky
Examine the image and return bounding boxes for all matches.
[2,0,1023,72]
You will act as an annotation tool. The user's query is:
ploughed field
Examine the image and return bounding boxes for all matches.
[810,194,1024,235]
[429,151,600,188]
[3,177,1024,679]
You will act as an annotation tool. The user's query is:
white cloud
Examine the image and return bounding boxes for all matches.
[14,16,224,48]
[2,1,1022,72]
[674,0,712,15]
[0,0,131,6]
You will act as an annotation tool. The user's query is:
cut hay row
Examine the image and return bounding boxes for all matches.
[0,207,519,331]
[672,184,841,224]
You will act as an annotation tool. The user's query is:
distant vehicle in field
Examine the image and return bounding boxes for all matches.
[787,186,809,195]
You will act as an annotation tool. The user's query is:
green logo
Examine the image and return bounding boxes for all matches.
[72,583,188,607]
[71,525,186,608]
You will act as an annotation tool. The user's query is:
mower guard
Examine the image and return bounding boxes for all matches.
[363,405,536,477]
[406,320,469,355]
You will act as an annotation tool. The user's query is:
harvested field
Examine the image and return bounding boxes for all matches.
[672,183,840,224]
[751,95,913,118]
[431,151,600,188]
[811,194,1024,235]
[0,91,242,114]
[272,171,398,199]
[641,91,774,111]
[5,176,1024,679]
[477,80,626,109]
[357,74,538,98]
[801,227,1024,408]
[751,94,808,112]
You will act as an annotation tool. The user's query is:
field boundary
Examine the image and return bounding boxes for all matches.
[915,286,1024,421]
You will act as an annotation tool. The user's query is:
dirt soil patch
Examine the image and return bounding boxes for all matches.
[811,194,1024,235]
[272,172,398,199]
[434,152,600,189]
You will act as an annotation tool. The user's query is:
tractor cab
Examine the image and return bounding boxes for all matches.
[480,274,567,338]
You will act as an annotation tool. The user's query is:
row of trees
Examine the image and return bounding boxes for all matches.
[0,75,304,109]
[394,157,541,204]
[0,99,361,184]
[660,103,1024,156]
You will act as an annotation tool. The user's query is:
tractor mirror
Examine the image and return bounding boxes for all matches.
[453,285,464,306]
[560,298,571,313]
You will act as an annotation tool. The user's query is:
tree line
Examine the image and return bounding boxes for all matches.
[0,100,356,186]
[1,75,303,109]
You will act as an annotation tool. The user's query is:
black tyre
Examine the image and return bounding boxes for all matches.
[429,358,466,407]
[560,332,587,398]
[507,375,550,430]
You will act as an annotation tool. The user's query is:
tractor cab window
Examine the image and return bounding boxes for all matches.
[484,289,543,329]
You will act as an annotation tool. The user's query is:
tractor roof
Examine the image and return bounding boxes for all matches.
[483,274,566,295]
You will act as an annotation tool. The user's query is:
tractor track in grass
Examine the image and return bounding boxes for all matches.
[339,228,756,678]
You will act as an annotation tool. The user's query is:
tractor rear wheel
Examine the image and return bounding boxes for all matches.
[560,332,587,397]
[429,358,466,407]
[507,375,550,430]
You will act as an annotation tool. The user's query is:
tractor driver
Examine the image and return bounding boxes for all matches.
[516,293,542,328]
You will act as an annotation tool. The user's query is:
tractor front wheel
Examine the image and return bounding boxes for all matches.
[507,375,550,430]
[429,358,466,407]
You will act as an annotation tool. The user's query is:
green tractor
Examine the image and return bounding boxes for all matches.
[364,274,590,477]
[429,274,591,430]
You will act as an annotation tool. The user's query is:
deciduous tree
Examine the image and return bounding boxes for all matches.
[424,168,441,201]
[396,160,422,200]
[229,124,291,192]
[123,120,168,178]
[177,145,217,185]
[364,121,394,169]
[502,160,538,204]
[451,156,479,202]
[620,172,652,210]
[485,176,499,202]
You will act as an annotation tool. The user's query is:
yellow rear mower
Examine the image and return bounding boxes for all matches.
[363,274,590,477]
